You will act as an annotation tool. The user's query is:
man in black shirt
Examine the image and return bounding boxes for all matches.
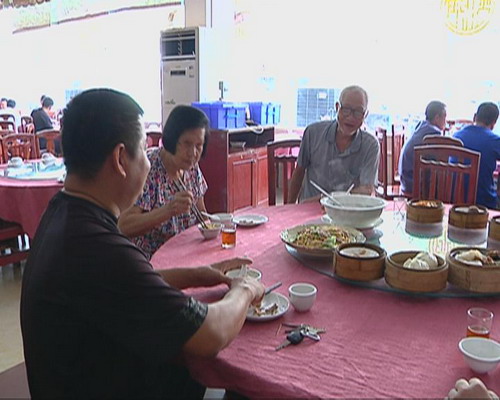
[21,88,264,399]
[31,96,55,151]
[31,96,54,133]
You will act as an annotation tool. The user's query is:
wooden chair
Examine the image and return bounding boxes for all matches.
[376,125,406,199]
[445,119,473,135]
[391,123,406,187]
[267,139,301,205]
[2,133,40,161]
[37,129,62,156]
[24,123,35,134]
[146,130,162,148]
[0,113,16,123]
[19,116,33,133]
[0,120,16,132]
[0,218,29,267]
[145,121,162,131]
[423,135,463,147]
[413,145,480,204]
[0,136,4,164]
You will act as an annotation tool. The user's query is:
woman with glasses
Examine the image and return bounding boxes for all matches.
[288,85,380,203]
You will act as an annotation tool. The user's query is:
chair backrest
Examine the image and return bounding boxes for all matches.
[146,130,162,148]
[413,144,480,204]
[24,123,35,134]
[376,127,389,196]
[445,119,473,135]
[0,113,16,123]
[391,124,406,183]
[2,133,40,160]
[19,116,33,133]
[0,136,4,164]
[423,134,463,147]
[267,139,301,205]
[0,120,15,132]
[36,129,62,156]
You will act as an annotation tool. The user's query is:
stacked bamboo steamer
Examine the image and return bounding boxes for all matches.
[334,243,386,281]
[406,200,444,223]
[447,247,500,293]
[487,215,500,249]
[385,251,448,292]
[405,200,444,237]
[448,205,488,244]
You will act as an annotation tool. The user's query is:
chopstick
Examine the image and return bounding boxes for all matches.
[173,178,209,229]
[264,281,282,295]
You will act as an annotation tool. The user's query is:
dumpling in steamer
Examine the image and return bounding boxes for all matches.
[415,252,438,269]
[403,258,429,270]
[403,252,439,270]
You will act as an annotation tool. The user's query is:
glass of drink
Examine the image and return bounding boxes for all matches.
[467,307,494,338]
[221,222,236,249]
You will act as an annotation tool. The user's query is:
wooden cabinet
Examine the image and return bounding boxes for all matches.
[199,126,274,213]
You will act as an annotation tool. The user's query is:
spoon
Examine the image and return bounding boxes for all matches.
[309,180,343,206]
[201,211,221,221]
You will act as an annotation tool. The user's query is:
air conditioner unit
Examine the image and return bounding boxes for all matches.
[160,27,225,125]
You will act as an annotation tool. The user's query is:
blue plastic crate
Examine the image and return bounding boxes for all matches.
[248,102,281,125]
[192,101,247,129]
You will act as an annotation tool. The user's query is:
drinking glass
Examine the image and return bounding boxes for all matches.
[467,307,494,338]
[221,222,237,249]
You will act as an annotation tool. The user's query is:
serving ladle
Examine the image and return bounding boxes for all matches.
[310,180,343,206]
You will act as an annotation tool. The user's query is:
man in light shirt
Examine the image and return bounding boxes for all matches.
[288,85,380,203]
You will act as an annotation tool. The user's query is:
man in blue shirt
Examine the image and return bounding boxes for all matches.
[399,101,447,195]
[453,102,500,209]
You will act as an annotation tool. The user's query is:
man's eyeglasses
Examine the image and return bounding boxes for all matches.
[339,103,367,119]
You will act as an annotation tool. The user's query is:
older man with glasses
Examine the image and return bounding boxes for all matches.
[288,85,380,202]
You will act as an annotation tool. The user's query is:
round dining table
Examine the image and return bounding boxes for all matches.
[151,201,500,399]
[0,162,63,238]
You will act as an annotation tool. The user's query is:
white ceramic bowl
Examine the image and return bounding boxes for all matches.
[459,337,500,374]
[320,194,385,229]
[8,156,24,168]
[225,267,262,281]
[41,153,56,166]
[288,282,317,312]
[197,222,222,240]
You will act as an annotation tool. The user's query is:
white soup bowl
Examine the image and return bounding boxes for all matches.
[459,337,500,374]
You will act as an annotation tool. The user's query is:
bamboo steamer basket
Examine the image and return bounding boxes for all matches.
[406,200,444,224]
[385,251,448,292]
[488,216,500,241]
[334,243,386,281]
[448,205,488,229]
[447,247,500,293]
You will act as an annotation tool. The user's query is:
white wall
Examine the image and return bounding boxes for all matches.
[0,4,184,121]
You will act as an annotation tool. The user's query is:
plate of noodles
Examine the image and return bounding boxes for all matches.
[280,223,365,258]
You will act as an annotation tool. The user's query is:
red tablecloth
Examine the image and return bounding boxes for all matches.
[151,202,500,399]
[0,174,62,238]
